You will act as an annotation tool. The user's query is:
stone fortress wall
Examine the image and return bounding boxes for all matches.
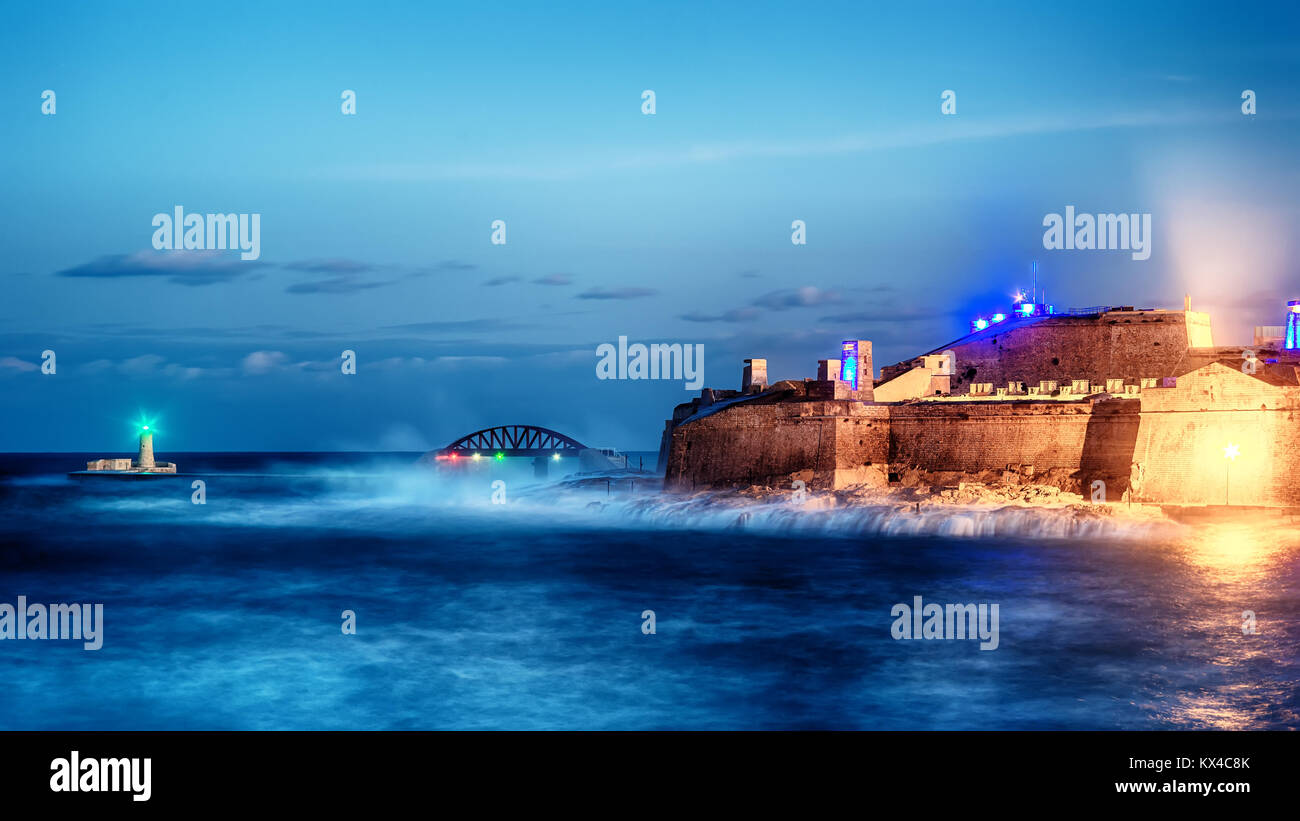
[661,307,1300,507]
[880,308,1215,390]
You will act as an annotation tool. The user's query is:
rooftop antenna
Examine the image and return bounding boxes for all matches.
[1032,260,1039,305]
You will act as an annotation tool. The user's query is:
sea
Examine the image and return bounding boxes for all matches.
[0,451,1296,730]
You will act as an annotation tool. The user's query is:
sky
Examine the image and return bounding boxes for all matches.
[2,0,1299,452]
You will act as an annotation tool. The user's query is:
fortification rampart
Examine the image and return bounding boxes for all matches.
[1125,365,1300,506]
[663,363,1300,506]
[661,303,1300,506]
[662,400,890,490]
[887,399,1122,488]
[881,310,1214,392]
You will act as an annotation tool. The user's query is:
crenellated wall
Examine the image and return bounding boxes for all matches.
[880,309,1214,392]
[663,362,1300,506]
[666,303,1300,505]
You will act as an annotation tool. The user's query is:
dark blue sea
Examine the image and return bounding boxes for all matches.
[1,451,1296,730]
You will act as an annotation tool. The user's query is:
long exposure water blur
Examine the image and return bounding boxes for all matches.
[1,452,1296,729]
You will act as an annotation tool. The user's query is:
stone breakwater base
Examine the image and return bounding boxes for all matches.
[662,362,1300,507]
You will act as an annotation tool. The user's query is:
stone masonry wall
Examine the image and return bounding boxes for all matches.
[882,311,1209,392]
[888,401,1089,471]
[1129,364,1300,506]
[663,401,888,490]
[664,360,1300,507]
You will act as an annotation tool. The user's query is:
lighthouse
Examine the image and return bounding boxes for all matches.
[133,425,156,469]
[79,420,177,475]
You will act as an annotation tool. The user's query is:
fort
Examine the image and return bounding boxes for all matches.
[658,297,1300,507]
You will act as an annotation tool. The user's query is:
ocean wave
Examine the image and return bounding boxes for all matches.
[598,491,1182,543]
[0,462,1196,544]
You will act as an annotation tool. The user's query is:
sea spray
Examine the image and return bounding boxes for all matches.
[2,452,1295,730]
[602,490,1182,543]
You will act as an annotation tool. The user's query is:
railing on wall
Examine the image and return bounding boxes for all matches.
[1058,306,1112,315]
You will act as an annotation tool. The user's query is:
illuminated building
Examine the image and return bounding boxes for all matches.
[841,340,859,389]
[661,298,1300,506]
[838,340,873,399]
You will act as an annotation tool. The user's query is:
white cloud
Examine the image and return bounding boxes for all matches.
[0,356,38,373]
[241,350,290,374]
[118,354,166,375]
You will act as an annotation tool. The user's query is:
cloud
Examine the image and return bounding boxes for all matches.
[67,323,299,341]
[482,276,522,287]
[118,354,166,375]
[681,307,761,323]
[283,258,375,274]
[283,258,477,284]
[241,350,290,374]
[380,318,528,335]
[0,356,38,373]
[56,252,475,295]
[56,250,263,286]
[819,306,962,324]
[282,257,399,294]
[576,286,657,300]
[161,363,205,380]
[73,354,210,379]
[427,355,510,366]
[433,260,478,272]
[286,277,387,294]
[752,286,842,310]
[533,274,573,286]
[405,260,480,278]
[79,359,115,374]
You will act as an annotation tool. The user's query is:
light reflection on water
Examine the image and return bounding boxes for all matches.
[1181,522,1291,579]
[1160,521,1300,729]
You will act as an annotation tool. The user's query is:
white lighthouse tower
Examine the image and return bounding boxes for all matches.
[133,426,156,469]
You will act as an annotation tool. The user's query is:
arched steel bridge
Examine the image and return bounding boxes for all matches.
[435,425,588,457]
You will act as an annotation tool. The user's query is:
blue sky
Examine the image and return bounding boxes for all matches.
[3,0,1299,451]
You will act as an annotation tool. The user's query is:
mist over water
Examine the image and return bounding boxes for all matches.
[0,452,1296,729]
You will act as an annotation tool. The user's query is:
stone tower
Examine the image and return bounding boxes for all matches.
[134,430,156,468]
[742,358,768,393]
[841,339,874,400]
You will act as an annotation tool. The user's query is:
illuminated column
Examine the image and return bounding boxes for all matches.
[742,358,767,392]
[840,340,874,400]
[134,429,156,468]
[1287,300,1299,350]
